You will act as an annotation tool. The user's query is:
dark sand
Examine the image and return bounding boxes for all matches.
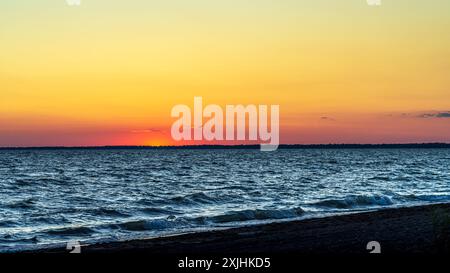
[33,203,450,254]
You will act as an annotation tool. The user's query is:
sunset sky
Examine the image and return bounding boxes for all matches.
[1,0,450,147]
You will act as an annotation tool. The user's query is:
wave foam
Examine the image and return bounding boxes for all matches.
[206,207,305,224]
[311,194,393,209]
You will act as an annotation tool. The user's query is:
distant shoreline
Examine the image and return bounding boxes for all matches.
[1,143,450,150]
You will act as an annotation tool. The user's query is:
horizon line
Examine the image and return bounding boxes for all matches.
[1,143,450,150]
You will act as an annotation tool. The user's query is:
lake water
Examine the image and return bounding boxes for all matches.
[1,148,449,251]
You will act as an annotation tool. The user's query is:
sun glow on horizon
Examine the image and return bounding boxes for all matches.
[143,138,173,147]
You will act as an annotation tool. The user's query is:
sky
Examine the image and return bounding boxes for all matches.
[1,0,450,147]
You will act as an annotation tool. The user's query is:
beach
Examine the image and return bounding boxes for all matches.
[30,203,450,254]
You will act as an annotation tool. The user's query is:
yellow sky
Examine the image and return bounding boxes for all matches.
[1,0,450,146]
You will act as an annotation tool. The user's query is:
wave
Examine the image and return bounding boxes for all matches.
[6,198,36,209]
[311,194,393,209]
[14,179,35,186]
[169,192,216,205]
[115,218,187,231]
[88,207,130,217]
[140,207,181,215]
[205,207,305,224]
[368,176,391,181]
[401,194,450,203]
[105,207,306,231]
[45,226,96,236]
[0,236,39,244]
[0,220,19,227]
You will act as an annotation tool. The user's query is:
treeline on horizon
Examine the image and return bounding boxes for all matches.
[1,143,450,150]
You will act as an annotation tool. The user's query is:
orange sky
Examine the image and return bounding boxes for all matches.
[1,0,450,147]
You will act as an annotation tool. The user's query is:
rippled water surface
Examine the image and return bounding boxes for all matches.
[1,148,449,251]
